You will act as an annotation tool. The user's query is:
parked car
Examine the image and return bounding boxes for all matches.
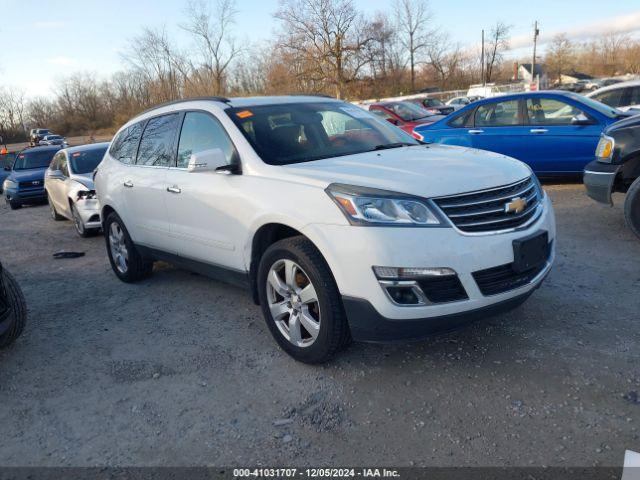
[368,101,445,138]
[0,151,16,194]
[38,134,67,146]
[584,115,640,239]
[29,128,52,145]
[446,96,482,110]
[410,97,455,116]
[95,96,555,363]
[0,261,27,349]
[587,80,640,113]
[414,91,633,176]
[3,145,61,209]
[45,143,108,237]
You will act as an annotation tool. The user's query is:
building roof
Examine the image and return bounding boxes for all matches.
[520,63,546,76]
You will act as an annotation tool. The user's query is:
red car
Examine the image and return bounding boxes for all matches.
[368,101,446,139]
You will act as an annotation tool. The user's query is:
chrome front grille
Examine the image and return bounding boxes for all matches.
[433,177,542,234]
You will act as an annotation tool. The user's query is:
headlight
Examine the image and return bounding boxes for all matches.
[595,135,614,163]
[3,179,17,190]
[77,190,96,200]
[326,184,443,227]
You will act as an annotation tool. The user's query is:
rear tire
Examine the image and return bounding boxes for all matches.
[0,269,27,348]
[48,194,64,221]
[104,212,153,282]
[257,236,351,364]
[624,177,640,240]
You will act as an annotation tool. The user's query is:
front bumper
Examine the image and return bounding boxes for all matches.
[4,187,47,204]
[302,194,556,340]
[76,198,102,229]
[583,161,620,205]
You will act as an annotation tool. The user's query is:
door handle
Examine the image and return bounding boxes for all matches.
[123,180,133,188]
[468,129,484,134]
[530,128,548,134]
[166,186,181,194]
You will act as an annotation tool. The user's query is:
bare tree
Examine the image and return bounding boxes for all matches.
[546,34,574,84]
[395,0,431,92]
[0,87,27,141]
[275,0,373,98]
[181,0,241,95]
[484,21,511,83]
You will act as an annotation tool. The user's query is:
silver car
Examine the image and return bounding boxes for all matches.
[44,143,109,237]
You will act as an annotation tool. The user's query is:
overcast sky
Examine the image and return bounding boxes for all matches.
[1,0,639,97]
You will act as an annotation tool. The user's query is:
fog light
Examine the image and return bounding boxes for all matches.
[373,266,456,279]
[386,286,421,305]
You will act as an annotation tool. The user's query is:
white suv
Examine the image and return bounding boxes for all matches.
[95,96,556,363]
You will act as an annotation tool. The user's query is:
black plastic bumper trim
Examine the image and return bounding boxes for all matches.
[583,160,620,205]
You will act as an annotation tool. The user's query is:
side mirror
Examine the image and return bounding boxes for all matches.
[4,165,11,171]
[187,148,228,173]
[571,113,592,125]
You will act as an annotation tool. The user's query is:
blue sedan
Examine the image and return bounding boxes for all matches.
[413,91,632,175]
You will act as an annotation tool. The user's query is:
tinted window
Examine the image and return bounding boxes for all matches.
[384,102,430,121]
[50,152,63,171]
[448,111,471,128]
[13,150,58,170]
[592,89,624,108]
[136,114,180,167]
[69,146,108,174]
[526,98,584,125]
[474,100,519,127]
[59,154,69,177]
[109,122,143,164]
[630,87,640,106]
[177,112,236,168]
[226,102,418,166]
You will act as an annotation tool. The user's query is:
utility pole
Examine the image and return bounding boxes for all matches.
[481,29,485,86]
[531,21,539,89]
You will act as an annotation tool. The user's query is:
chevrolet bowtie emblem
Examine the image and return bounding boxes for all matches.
[505,197,527,214]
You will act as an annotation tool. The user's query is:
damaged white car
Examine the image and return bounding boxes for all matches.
[45,143,109,237]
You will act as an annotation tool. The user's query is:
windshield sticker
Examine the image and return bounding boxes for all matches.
[236,110,254,119]
[340,106,370,119]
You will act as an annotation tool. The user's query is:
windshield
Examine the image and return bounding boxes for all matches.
[226,101,418,166]
[384,102,431,121]
[69,147,108,174]
[568,92,621,118]
[13,150,57,170]
[426,98,444,106]
[47,135,62,140]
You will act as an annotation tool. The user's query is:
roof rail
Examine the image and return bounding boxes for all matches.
[136,96,231,117]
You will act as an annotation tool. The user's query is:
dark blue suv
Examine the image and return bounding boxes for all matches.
[3,146,60,210]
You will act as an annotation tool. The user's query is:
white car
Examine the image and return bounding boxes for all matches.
[94,96,556,363]
[38,134,67,146]
[587,80,640,113]
[45,143,108,237]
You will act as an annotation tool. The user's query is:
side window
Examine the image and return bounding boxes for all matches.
[370,109,398,124]
[59,154,69,177]
[136,113,180,167]
[177,112,237,169]
[50,152,62,171]
[448,111,472,128]
[474,100,519,127]
[630,87,640,106]
[593,89,623,108]
[526,98,584,126]
[109,122,143,165]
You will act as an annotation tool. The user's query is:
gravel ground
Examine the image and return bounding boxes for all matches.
[0,183,639,468]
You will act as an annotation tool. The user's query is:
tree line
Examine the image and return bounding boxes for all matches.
[1,0,639,142]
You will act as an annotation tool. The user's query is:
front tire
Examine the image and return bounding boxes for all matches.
[104,212,153,282]
[0,268,27,348]
[257,236,350,364]
[71,203,96,238]
[8,200,21,210]
[624,177,640,240]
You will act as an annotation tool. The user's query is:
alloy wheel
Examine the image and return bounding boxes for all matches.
[109,222,129,274]
[265,259,321,348]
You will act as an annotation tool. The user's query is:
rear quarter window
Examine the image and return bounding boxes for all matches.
[109,122,144,164]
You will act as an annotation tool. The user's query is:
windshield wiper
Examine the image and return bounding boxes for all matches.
[372,143,413,151]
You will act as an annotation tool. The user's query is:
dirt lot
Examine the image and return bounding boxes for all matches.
[0,184,639,468]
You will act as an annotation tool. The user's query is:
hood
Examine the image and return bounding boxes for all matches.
[9,168,47,183]
[71,172,95,190]
[280,144,531,198]
[605,114,640,134]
